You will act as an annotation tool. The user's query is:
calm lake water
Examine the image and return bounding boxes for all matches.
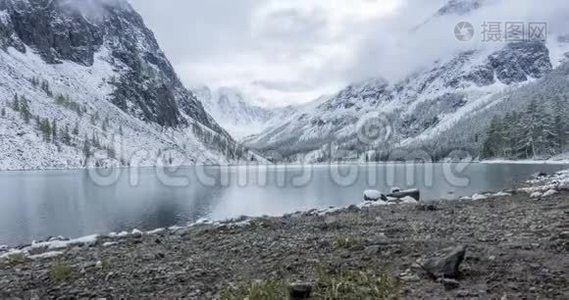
[0,163,566,246]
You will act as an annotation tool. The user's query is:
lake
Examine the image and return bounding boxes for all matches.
[0,162,566,246]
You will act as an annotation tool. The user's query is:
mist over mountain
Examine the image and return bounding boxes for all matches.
[192,86,298,139]
[245,0,569,162]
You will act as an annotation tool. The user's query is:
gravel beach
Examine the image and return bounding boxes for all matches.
[1,191,568,299]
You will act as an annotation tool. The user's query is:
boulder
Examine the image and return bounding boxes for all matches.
[363,190,386,201]
[400,196,419,203]
[542,189,558,197]
[439,278,461,290]
[288,282,313,299]
[532,172,548,179]
[530,192,542,198]
[422,245,466,279]
[471,193,488,201]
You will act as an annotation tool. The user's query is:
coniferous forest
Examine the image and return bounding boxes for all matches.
[481,95,569,159]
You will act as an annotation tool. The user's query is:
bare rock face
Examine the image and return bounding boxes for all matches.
[489,42,552,85]
[422,245,466,279]
[0,0,224,131]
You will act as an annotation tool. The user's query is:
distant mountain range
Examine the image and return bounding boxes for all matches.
[192,86,298,140]
[243,0,569,162]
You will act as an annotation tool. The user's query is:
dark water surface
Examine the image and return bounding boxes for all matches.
[0,163,566,246]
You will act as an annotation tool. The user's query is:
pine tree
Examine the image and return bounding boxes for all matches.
[52,119,57,142]
[12,94,20,111]
[481,116,504,158]
[19,96,31,124]
[73,122,80,135]
[61,125,71,145]
[107,145,116,159]
[516,100,539,158]
[552,95,568,152]
[39,118,51,142]
[83,138,91,159]
[1,107,5,117]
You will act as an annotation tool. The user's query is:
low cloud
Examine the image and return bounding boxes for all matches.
[129,0,569,106]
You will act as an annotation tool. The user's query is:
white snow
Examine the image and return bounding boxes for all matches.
[145,228,165,235]
[472,193,488,201]
[400,196,419,203]
[543,189,558,197]
[530,192,543,198]
[363,189,383,201]
[29,251,63,260]
[492,192,512,198]
[0,42,232,170]
[31,234,99,250]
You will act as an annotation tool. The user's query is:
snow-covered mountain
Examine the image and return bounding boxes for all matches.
[0,0,249,170]
[246,0,569,162]
[193,86,298,139]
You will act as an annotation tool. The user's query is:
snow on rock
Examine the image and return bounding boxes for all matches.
[146,228,166,235]
[29,251,64,260]
[543,189,558,197]
[492,191,512,198]
[530,192,543,198]
[0,249,25,259]
[363,190,384,201]
[31,234,99,250]
[357,200,388,209]
[472,193,488,201]
[400,196,419,203]
[391,187,402,193]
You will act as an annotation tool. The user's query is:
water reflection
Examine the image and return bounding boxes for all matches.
[0,163,566,246]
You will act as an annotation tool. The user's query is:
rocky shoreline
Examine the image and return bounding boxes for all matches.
[0,184,568,299]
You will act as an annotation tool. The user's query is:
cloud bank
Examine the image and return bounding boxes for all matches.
[128,0,569,106]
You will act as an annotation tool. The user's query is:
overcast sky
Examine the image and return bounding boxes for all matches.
[128,0,569,107]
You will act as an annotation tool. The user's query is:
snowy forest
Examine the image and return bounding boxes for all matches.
[481,95,569,159]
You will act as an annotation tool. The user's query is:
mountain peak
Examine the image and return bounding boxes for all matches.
[436,0,484,16]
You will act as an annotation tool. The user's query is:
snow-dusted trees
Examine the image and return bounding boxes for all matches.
[11,94,32,124]
[37,118,52,142]
[481,97,569,159]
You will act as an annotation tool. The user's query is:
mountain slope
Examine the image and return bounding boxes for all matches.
[193,86,297,139]
[0,0,246,170]
[246,41,554,162]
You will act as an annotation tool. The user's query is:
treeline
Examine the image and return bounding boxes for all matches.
[4,93,119,164]
[191,123,254,161]
[481,96,569,159]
